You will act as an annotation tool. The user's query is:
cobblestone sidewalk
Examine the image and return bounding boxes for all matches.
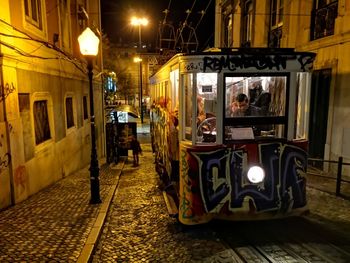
[0,159,124,262]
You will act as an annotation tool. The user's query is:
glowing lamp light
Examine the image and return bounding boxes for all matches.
[133,57,142,63]
[131,17,149,26]
[247,166,265,184]
[78,27,100,56]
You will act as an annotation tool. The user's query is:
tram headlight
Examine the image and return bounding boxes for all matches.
[247,166,265,184]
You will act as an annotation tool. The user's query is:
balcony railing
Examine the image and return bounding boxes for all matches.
[311,1,338,40]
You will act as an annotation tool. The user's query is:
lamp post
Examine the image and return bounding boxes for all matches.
[133,57,143,123]
[131,17,148,123]
[78,27,101,204]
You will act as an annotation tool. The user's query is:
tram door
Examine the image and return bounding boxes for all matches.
[308,69,331,167]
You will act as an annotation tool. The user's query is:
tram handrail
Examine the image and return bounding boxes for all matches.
[308,156,350,197]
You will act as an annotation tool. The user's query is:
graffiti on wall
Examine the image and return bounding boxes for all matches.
[14,165,26,195]
[0,82,16,102]
[181,142,307,219]
[0,153,11,172]
[202,54,315,73]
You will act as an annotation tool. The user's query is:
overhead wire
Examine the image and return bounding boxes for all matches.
[0,18,86,73]
[193,0,213,32]
[162,0,172,24]
[173,0,198,51]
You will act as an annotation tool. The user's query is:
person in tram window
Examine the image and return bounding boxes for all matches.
[250,81,271,116]
[197,95,206,125]
[232,93,261,117]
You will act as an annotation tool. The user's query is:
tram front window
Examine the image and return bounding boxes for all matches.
[224,75,287,140]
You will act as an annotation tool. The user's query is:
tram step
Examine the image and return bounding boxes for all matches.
[162,191,178,217]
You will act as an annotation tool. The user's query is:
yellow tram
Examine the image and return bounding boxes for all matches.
[149,48,315,225]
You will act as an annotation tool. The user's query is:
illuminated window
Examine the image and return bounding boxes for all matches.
[224,74,288,141]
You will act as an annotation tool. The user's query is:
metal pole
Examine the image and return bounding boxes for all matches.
[138,25,144,123]
[87,58,101,204]
[138,25,142,53]
[336,156,343,196]
[139,61,143,124]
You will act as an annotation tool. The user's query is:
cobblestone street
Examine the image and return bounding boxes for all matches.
[91,144,228,262]
[0,122,349,261]
[0,162,123,262]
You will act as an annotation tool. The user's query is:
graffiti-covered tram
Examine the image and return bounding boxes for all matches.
[150,48,315,225]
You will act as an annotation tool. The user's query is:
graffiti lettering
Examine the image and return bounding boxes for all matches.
[0,153,11,171]
[180,149,195,219]
[184,62,202,71]
[230,144,280,212]
[192,143,307,214]
[202,54,314,73]
[193,149,230,213]
[0,83,16,102]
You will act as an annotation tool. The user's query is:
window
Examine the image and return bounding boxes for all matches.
[311,0,338,40]
[24,0,43,29]
[224,74,288,141]
[183,74,193,141]
[34,100,51,144]
[83,95,88,120]
[59,0,71,50]
[224,13,233,47]
[65,97,74,129]
[241,0,254,47]
[78,1,89,32]
[196,73,218,143]
[269,0,284,47]
[270,0,284,28]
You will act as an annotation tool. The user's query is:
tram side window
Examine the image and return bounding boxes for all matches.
[224,75,287,140]
[196,73,218,143]
[183,74,193,140]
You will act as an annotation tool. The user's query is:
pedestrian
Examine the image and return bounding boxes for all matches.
[130,135,142,166]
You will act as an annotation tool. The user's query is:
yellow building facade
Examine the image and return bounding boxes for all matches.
[0,0,104,209]
[215,0,350,175]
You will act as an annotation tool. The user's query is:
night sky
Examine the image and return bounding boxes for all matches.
[100,0,215,51]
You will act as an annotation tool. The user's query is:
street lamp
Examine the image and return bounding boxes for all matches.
[133,56,143,123]
[131,17,149,52]
[78,27,101,204]
[131,17,148,123]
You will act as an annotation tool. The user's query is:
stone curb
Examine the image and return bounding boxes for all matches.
[77,159,126,263]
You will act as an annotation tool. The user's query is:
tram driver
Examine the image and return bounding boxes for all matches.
[232,93,261,117]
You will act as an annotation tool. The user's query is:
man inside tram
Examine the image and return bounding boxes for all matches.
[231,93,273,136]
[232,93,261,117]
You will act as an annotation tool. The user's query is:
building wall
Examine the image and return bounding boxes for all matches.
[0,0,104,209]
[215,0,350,174]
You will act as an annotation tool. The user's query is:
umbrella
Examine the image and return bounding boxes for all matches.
[105,104,140,119]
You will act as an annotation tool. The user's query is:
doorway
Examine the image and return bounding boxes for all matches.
[308,69,331,166]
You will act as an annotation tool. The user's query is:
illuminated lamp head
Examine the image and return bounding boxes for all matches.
[247,165,265,184]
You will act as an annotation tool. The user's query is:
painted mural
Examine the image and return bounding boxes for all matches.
[178,142,308,225]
